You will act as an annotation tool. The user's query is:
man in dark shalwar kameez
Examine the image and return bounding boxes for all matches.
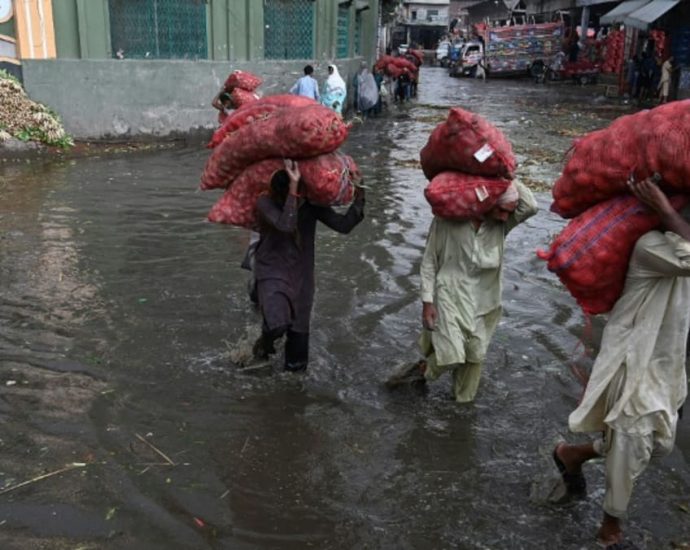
[252,159,365,371]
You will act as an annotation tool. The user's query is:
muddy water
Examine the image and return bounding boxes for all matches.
[1,68,689,549]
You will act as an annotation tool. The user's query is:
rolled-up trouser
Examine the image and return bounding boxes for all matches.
[424,353,483,403]
[257,281,311,371]
[592,368,675,518]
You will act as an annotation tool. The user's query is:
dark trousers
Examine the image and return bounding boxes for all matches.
[254,324,309,372]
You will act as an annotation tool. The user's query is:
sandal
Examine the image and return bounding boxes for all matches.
[553,445,587,498]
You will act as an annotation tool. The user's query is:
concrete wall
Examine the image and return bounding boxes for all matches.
[21,58,365,139]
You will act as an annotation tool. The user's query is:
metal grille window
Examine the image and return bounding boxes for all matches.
[109,0,208,59]
[264,0,314,60]
[337,5,350,58]
[354,11,362,56]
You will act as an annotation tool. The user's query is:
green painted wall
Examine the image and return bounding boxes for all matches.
[206,0,264,61]
[0,17,15,39]
[52,0,110,58]
[49,0,379,62]
[75,0,110,58]
[52,0,80,58]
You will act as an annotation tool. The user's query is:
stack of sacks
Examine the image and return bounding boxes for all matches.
[538,100,690,314]
[207,94,317,149]
[223,70,263,108]
[649,29,670,59]
[420,107,516,219]
[551,101,690,217]
[601,30,625,74]
[200,99,360,230]
[374,55,419,80]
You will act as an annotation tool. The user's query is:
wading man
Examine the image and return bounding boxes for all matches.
[554,177,690,547]
[387,181,537,401]
[252,160,365,371]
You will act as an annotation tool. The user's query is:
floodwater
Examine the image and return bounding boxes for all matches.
[1,68,689,550]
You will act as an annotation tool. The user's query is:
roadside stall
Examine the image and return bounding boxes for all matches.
[599,0,685,98]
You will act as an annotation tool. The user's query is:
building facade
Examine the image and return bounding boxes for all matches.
[2,0,381,138]
[393,0,450,49]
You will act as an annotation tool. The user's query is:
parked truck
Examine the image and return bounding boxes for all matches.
[450,21,564,78]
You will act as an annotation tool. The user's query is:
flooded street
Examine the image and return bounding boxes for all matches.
[1,67,689,549]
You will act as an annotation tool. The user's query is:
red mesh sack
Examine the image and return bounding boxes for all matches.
[224,70,262,92]
[424,172,511,219]
[299,152,357,206]
[551,115,640,217]
[537,194,689,314]
[407,50,424,66]
[375,55,394,72]
[552,101,690,217]
[230,88,259,108]
[207,153,358,229]
[637,101,690,190]
[208,159,280,229]
[385,63,403,79]
[208,95,318,149]
[201,104,349,190]
[391,57,419,74]
[420,107,516,180]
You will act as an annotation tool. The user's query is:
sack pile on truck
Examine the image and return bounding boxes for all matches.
[540,100,690,314]
[200,101,359,230]
[222,70,263,109]
[420,107,515,219]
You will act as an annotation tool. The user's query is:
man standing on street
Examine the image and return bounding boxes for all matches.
[553,177,690,547]
[290,65,320,101]
[387,180,537,402]
[658,55,675,103]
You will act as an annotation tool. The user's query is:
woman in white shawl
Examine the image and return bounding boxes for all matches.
[321,64,347,115]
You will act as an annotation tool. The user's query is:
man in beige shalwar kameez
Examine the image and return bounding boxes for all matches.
[554,177,690,547]
[387,180,537,401]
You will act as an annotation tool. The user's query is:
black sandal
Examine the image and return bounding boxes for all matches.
[552,445,587,498]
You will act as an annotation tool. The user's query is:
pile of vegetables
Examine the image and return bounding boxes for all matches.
[0,70,72,148]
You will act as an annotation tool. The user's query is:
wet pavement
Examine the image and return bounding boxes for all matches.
[1,67,689,549]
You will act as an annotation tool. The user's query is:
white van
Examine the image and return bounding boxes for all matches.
[436,41,451,67]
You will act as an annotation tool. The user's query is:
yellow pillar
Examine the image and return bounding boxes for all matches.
[14,0,56,59]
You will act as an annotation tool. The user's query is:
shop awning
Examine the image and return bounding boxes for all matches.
[577,0,617,7]
[599,0,651,24]
[624,0,681,29]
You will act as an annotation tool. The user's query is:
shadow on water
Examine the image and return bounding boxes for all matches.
[1,68,689,549]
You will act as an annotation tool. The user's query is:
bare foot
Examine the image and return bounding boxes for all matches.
[555,442,583,474]
[597,513,622,546]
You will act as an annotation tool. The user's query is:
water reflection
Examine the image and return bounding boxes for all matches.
[0,68,688,548]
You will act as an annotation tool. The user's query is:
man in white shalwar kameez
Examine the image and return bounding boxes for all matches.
[387,180,537,401]
[554,177,690,547]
